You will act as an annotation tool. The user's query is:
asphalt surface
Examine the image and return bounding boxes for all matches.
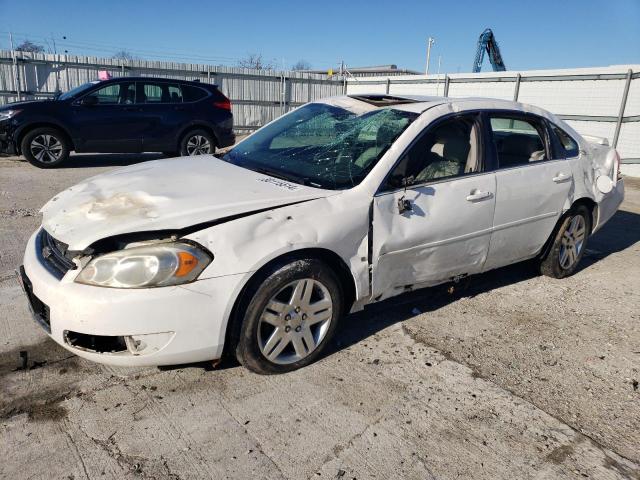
[1,153,639,480]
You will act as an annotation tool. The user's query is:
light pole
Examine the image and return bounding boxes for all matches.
[426,37,435,76]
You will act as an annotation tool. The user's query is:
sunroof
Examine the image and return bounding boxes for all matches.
[349,95,417,107]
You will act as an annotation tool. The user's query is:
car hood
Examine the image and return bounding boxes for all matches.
[0,99,55,111]
[41,156,334,250]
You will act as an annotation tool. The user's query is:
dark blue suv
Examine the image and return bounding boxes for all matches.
[0,77,234,168]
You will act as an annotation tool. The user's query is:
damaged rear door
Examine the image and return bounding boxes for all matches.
[371,113,496,298]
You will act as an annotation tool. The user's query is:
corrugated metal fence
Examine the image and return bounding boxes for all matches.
[347,66,640,163]
[0,50,344,131]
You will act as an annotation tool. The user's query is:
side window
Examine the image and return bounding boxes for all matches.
[384,115,481,190]
[182,85,208,102]
[551,124,579,158]
[168,84,183,103]
[85,82,135,105]
[489,116,548,168]
[140,83,164,103]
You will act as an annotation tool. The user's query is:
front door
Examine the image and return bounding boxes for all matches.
[483,114,573,271]
[372,113,496,298]
[72,81,145,152]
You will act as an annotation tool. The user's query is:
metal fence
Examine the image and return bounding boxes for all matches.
[347,66,640,164]
[0,50,345,131]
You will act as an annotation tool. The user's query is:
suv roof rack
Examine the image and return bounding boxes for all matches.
[348,94,417,107]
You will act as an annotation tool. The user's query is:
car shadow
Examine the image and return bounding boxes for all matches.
[161,209,640,374]
[62,153,166,168]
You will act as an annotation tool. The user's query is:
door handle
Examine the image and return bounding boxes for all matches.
[466,190,493,202]
[552,173,572,183]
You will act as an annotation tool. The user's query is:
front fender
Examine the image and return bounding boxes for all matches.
[184,191,371,303]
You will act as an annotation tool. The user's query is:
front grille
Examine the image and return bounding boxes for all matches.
[38,229,77,279]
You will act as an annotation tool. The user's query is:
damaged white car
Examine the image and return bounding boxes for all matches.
[19,94,624,374]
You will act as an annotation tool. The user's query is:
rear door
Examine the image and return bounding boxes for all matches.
[137,81,191,151]
[483,113,572,271]
[372,113,496,297]
[71,81,145,152]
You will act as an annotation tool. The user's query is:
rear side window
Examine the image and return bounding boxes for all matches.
[551,124,579,157]
[489,116,548,168]
[182,85,208,102]
[139,82,183,103]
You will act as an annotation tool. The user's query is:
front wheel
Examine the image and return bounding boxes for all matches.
[539,205,591,278]
[21,127,70,168]
[179,129,215,156]
[235,258,343,374]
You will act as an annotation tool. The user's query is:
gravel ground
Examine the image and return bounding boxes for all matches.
[1,154,639,480]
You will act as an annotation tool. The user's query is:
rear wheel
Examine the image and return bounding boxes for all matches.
[539,205,591,278]
[235,258,343,374]
[179,129,215,156]
[21,127,70,168]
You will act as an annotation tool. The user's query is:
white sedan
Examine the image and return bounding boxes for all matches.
[19,95,624,374]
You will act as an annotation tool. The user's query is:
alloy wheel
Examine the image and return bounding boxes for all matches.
[257,278,333,365]
[559,214,586,269]
[185,135,211,155]
[30,135,63,163]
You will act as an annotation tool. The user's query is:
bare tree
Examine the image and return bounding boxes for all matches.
[237,53,275,70]
[291,60,311,71]
[15,40,45,53]
[112,50,135,61]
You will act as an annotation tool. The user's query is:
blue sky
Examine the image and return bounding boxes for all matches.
[1,0,638,73]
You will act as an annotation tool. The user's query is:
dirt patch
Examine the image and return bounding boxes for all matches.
[0,387,73,422]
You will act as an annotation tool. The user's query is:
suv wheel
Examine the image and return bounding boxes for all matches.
[21,127,70,168]
[180,129,215,156]
[539,205,591,278]
[235,258,343,374]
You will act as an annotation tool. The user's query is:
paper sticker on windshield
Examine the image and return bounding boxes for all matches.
[257,177,301,191]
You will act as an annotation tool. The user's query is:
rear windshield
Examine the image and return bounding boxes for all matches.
[224,102,417,190]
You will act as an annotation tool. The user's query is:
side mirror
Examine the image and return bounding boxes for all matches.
[80,96,98,106]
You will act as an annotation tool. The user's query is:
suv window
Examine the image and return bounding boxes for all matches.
[139,82,183,103]
[86,82,136,105]
[551,124,579,157]
[489,116,548,168]
[182,85,208,102]
[384,114,481,190]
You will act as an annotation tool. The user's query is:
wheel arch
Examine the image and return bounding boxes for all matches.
[570,197,597,234]
[221,247,357,361]
[539,197,596,260]
[177,123,219,150]
[16,122,75,153]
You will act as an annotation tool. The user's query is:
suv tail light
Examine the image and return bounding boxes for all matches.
[213,96,231,111]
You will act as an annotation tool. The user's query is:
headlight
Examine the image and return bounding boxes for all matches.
[75,242,212,288]
[0,109,22,121]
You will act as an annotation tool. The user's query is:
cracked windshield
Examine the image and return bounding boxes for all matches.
[223,102,417,189]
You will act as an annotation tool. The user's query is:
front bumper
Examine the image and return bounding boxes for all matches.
[0,123,17,155]
[21,230,246,367]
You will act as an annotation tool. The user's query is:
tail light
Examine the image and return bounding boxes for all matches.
[213,96,231,111]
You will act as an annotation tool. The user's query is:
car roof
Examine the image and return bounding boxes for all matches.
[339,94,559,120]
[97,76,216,88]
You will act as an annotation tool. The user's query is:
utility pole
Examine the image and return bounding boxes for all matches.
[9,32,21,101]
[426,37,435,76]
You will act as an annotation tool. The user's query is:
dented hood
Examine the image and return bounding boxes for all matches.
[41,156,332,250]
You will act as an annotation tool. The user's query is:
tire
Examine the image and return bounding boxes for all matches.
[21,127,70,168]
[179,129,216,156]
[235,258,343,374]
[539,205,591,278]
